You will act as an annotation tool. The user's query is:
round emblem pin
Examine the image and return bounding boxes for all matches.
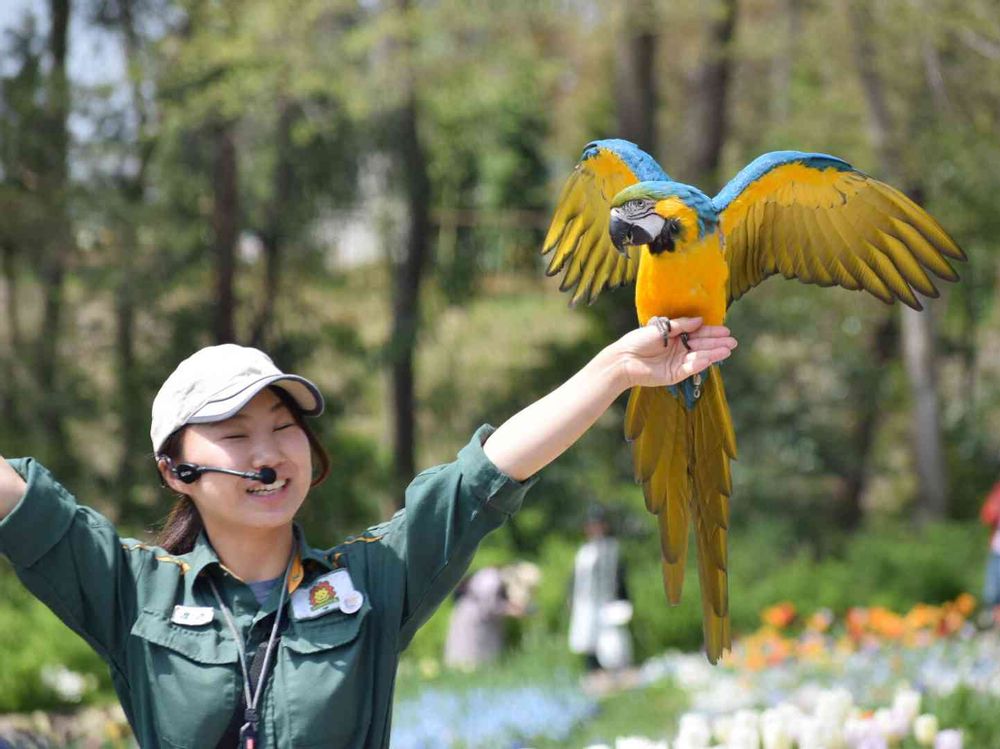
[340,590,364,614]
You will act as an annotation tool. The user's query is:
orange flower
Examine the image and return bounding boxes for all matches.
[761,601,797,629]
[954,592,976,616]
[869,607,905,639]
[904,603,941,631]
[806,609,834,633]
[846,607,868,640]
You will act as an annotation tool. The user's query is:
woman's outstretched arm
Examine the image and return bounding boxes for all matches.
[483,317,736,481]
[0,457,27,519]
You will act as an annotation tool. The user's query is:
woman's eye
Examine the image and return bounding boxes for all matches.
[275,423,295,432]
[223,434,247,441]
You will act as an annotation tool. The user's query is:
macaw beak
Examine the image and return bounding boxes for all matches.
[609,211,653,256]
[609,213,631,256]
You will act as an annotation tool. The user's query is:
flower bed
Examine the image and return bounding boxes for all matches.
[391,682,596,749]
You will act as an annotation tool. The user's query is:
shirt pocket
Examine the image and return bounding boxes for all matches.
[279,598,373,747]
[130,609,240,749]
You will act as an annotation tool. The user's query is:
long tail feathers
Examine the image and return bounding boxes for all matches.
[624,367,736,664]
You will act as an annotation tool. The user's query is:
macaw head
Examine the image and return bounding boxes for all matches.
[608,181,718,256]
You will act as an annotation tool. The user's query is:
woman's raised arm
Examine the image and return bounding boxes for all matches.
[0,456,27,520]
[483,317,736,481]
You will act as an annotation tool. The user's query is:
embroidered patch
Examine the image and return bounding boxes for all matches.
[309,581,338,611]
[292,569,361,620]
[171,605,214,626]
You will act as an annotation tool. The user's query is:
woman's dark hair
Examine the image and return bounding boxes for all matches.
[155,386,331,554]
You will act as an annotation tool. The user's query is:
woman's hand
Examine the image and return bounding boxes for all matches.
[482,316,738,480]
[612,316,736,390]
[0,456,27,520]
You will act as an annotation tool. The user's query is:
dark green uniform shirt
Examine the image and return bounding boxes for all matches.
[0,425,536,748]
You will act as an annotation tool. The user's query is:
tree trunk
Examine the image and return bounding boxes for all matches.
[770,0,801,125]
[1,241,21,430]
[900,298,948,520]
[848,0,949,521]
[688,0,738,190]
[212,124,238,344]
[614,0,658,155]
[37,0,75,476]
[835,316,897,530]
[109,0,155,515]
[251,100,294,348]
[388,0,432,514]
[611,0,658,337]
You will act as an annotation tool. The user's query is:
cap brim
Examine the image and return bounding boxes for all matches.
[188,374,324,424]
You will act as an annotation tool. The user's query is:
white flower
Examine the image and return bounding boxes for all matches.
[733,710,759,733]
[676,713,711,748]
[712,716,734,744]
[760,708,794,749]
[934,729,963,749]
[615,737,668,749]
[874,707,909,741]
[796,717,824,749]
[816,688,854,724]
[892,688,922,724]
[913,714,939,746]
[40,665,95,703]
[727,725,760,749]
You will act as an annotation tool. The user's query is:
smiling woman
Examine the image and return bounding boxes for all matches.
[0,320,737,749]
[156,386,331,559]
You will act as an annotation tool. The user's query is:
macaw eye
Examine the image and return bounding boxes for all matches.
[621,199,648,217]
[666,218,681,236]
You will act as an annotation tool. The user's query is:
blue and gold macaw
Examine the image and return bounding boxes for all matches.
[542,139,964,663]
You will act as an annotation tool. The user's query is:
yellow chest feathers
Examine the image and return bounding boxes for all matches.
[635,232,729,326]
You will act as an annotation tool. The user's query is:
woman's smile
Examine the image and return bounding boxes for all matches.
[246,477,291,499]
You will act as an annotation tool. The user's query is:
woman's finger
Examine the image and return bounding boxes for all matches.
[680,335,737,352]
[680,347,732,376]
[685,325,731,339]
[663,316,703,336]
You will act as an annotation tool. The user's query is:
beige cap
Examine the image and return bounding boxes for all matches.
[150,344,324,452]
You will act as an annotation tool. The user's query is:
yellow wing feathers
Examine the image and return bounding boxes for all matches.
[542,149,643,306]
[720,164,964,308]
[624,368,736,663]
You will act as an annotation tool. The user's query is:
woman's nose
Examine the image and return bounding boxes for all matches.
[250,433,284,469]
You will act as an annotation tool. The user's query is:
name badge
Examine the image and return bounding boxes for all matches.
[171,605,215,626]
[292,569,364,620]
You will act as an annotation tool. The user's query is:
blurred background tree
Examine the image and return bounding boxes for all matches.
[1,0,1000,692]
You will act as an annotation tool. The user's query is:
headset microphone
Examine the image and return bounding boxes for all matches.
[167,462,278,485]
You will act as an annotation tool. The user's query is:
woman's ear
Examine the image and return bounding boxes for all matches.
[157,456,187,496]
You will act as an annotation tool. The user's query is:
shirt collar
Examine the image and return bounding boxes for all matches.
[181,523,335,598]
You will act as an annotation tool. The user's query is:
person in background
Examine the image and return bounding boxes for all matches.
[568,505,631,671]
[980,479,1000,626]
[443,565,526,670]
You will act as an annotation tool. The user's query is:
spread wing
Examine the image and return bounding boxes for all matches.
[542,139,670,306]
[714,151,965,309]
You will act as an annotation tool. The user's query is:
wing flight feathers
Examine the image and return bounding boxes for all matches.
[714,152,965,307]
[543,140,669,305]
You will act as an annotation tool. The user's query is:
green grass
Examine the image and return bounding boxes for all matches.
[532,679,688,748]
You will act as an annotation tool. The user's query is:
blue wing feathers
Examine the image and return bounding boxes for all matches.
[712,151,854,212]
[583,138,671,182]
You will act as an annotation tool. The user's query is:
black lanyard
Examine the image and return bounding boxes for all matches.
[208,553,294,749]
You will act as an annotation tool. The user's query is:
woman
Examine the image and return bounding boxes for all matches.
[0,316,735,748]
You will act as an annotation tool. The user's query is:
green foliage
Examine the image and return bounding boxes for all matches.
[0,566,114,713]
[533,679,689,749]
[925,687,1000,749]
[405,518,989,666]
